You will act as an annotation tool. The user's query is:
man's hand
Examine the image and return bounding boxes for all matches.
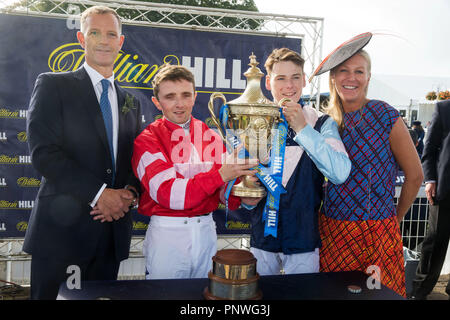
[281,99,306,133]
[219,145,259,182]
[90,188,135,222]
[425,182,436,205]
[240,175,264,207]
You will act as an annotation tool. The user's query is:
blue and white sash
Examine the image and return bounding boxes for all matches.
[220,104,288,238]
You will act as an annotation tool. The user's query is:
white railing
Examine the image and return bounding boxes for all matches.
[0,186,430,285]
[0,234,251,284]
[397,186,429,252]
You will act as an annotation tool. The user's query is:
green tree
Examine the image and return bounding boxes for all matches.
[120,0,260,30]
[10,0,261,30]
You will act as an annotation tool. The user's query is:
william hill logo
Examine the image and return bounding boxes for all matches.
[17,131,27,142]
[17,177,40,187]
[0,132,6,141]
[0,108,28,119]
[18,200,34,209]
[205,117,218,128]
[16,221,28,232]
[49,44,247,91]
[0,178,6,187]
[0,155,32,164]
[0,200,18,208]
[133,221,148,231]
[0,200,34,209]
[225,221,251,230]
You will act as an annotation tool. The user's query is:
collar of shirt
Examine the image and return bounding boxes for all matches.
[83,61,119,161]
[83,62,115,95]
[165,117,191,134]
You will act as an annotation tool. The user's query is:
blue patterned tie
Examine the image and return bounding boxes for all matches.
[100,79,115,185]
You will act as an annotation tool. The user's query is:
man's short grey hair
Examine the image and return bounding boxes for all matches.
[80,5,122,34]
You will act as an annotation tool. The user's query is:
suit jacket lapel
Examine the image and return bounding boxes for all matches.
[115,82,126,168]
[74,67,111,155]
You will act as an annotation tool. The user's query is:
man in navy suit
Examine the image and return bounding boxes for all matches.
[24,6,142,299]
[412,100,450,299]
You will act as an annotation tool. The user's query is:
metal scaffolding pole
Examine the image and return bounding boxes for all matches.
[0,0,325,286]
[0,0,324,106]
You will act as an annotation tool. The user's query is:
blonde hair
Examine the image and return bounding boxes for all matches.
[324,49,371,131]
[80,6,122,34]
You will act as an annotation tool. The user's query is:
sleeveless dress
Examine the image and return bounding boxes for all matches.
[319,100,406,297]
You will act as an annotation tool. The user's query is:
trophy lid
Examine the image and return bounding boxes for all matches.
[213,249,256,266]
[227,53,277,108]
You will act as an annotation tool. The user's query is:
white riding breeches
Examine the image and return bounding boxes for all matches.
[250,247,320,275]
[143,214,217,279]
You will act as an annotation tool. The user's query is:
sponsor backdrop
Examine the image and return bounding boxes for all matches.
[0,13,301,238]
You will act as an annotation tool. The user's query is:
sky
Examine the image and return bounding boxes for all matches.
[254,0,450,101]
[1,0,447,79]
[1,0,448,101]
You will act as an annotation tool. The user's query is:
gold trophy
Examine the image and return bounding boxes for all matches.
[203,249,262,300]
[208,53,281,198]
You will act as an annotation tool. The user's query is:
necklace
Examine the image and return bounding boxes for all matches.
[344,104,366,131]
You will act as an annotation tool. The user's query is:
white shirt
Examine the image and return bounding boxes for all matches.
[83,62,119,207]
[83,62,119,159]
[165,117,191,135]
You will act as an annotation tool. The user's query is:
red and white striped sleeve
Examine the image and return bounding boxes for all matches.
[132,127,226,211]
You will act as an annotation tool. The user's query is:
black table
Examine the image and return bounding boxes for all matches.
[57,271,403,300]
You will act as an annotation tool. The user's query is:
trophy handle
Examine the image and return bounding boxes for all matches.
[277,98,292,123]
[278,97,292,107]
[208,92,228,142]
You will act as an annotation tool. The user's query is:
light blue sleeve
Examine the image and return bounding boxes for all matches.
[293,117,351,184]
[241,202,257,210]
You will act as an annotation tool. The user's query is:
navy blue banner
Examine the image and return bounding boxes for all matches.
[0,13,301,238]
